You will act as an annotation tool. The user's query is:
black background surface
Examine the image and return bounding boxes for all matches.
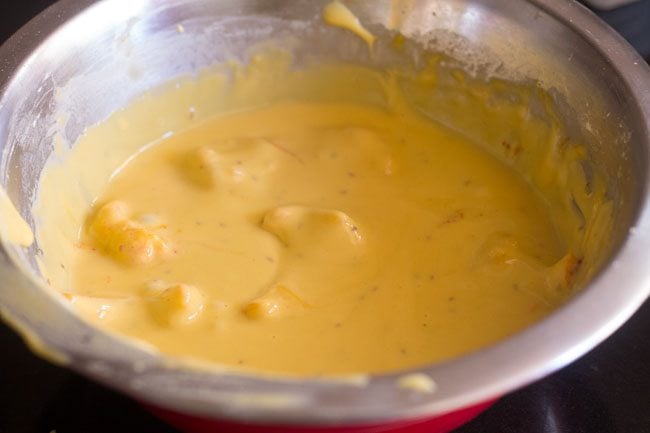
[0,1,649,432]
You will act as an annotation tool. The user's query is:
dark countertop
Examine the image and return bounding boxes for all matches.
[1,2,649,433]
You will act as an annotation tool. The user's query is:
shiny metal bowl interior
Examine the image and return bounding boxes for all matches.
[0,0,649,425]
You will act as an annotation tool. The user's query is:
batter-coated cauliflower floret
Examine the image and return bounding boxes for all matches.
[317,127,395,176]
[546,253,582,292]
[183,137,280,190]
[242,284,307,320]
[262,206,363,256]
[478,232,582,296]
[144,280,205,327]
[61,292,138,326]
[88,201,170,266]
[184,145,221,188]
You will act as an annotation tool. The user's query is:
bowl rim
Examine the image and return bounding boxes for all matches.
[0,0,649,426]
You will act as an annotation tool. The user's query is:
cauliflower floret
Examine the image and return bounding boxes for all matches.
[183,137,280,190]
[546,253,582,292]
[183,145,220,188]
[143,281,205,327]
[242,284,307,320]
[61,292,139,326]
[262,206,363,255]
[317,127,394,176]
[88,201,170,266]
[477,232,582,297]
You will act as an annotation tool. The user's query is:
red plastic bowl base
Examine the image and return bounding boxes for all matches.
[146,399,496,433]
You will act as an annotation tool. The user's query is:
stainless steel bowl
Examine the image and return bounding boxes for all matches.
[0,0,649,429]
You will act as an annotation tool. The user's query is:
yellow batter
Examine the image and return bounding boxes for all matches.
[29,0,614,373]
[51,98,578,376]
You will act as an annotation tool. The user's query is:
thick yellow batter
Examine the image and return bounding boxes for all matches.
[29,0,615,372]
[57,99,578,376]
